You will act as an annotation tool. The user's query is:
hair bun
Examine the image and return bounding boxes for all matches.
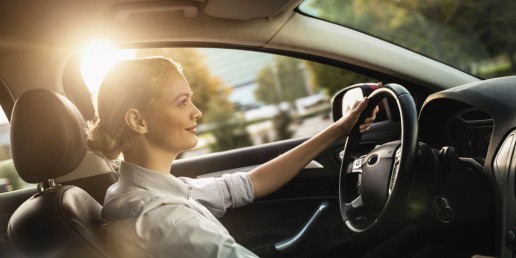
[86,120,121,159]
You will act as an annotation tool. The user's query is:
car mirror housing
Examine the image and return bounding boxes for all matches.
[331,82,380,122]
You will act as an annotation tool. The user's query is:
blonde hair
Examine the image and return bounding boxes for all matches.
[87,57,183,159]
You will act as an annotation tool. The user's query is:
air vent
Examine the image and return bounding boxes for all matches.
[461,110,491,122]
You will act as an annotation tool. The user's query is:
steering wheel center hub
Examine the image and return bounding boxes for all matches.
[360,142,400,211]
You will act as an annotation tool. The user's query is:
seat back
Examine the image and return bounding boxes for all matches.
[7,89,110,257]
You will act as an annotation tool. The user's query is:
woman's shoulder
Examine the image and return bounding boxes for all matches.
[103,187,193,220]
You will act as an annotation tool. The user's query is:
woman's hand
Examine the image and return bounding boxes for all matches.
[333,97,379,136]
[358,101,379,133]
[249,96,379,199]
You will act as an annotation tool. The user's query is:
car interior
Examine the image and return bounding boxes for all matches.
[7,88,112,257]
[0,0,515,257]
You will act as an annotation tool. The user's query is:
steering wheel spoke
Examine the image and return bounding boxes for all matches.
[350,155,365,174]
[388,147,402,195]
[350,195,363,209]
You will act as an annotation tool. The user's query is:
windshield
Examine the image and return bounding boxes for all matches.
[299,0,516,79]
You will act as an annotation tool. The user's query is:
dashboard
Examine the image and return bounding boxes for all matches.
[388,76,516,257]
[416,76,516,166]
[417,97,493,162]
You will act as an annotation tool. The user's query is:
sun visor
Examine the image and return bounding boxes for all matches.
[204,0,296,20]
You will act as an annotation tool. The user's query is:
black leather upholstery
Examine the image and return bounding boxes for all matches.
[66,172,119,204]
[10,89,86,183]
[7,89,111,257]
[8,186,109,257]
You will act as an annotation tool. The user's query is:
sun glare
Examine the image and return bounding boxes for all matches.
[0,109,8,124]
[80,40,136,94]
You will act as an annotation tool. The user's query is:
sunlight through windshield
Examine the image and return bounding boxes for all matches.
[80,40,136,94]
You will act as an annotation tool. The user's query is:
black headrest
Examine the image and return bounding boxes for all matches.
[10,89,86,183]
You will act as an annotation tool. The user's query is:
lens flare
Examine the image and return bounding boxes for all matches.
[80,39,135,94]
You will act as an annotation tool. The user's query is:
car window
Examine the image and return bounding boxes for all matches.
[299,0,516,79]
[81,48,376,158]
[0,106,33,193]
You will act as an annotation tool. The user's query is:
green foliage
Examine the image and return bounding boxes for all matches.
[255,56,309,106]
[304,0,516,78]
[208,122,253,152]
[304,61,372,97]
[0,145,11,161]
[203,99,253,152]
[276,57,310,103]
[0,159,22,191]
[255,56,309,141]
[255,66,280,105]
[272,110,292,141]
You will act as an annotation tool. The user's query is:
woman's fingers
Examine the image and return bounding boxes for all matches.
[359,106,379,133]
[351,97,369,116]
[363,116,375,124]
[359,122,373,133]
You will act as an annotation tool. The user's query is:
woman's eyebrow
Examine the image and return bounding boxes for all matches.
[172,92,193,101]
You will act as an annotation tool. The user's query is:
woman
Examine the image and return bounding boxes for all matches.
[88,57,377,257]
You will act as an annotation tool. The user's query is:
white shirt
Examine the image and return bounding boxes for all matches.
[102,161,258,258]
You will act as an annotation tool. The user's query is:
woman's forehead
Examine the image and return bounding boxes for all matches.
[162,76,192,97]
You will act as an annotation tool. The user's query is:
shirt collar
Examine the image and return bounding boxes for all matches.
[118,161,190,197]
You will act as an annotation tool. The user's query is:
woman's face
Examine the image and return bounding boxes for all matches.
[141,74,202,155]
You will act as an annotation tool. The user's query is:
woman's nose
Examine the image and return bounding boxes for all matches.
[192,105,202,120]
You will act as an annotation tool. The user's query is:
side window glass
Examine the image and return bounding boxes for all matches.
[0,107,32,193]
[81,47,375,158]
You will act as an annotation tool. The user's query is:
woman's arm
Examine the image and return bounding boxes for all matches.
[249,97,377,198]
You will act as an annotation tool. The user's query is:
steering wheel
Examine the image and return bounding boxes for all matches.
[339,83,418,234]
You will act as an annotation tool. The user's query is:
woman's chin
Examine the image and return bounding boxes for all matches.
[175,136,199,154]
[188,138,199,149]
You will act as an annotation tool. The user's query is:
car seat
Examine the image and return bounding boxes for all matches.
[7,89,110,257]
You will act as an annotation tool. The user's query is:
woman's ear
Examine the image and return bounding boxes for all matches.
[125,108,148,134]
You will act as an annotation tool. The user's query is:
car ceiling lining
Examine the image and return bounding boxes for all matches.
[111,0,298,21]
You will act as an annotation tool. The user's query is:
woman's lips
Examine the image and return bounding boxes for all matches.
[186,126,197,134]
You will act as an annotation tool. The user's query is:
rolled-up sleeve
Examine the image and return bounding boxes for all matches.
[180,172,255,218]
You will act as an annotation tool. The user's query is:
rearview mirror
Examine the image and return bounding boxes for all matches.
[332,82,379,122]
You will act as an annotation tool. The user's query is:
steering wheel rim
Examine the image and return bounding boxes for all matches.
[339,83,418,234]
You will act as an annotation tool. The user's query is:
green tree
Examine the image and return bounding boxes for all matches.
[0,145,11,161]
[304,61,372,97]
[255,66,281,105]
[276,57,309,104]
[305,0,516,77]
[0,159,23,191]
[255,56,309,106]
[206,102,252,152]
[255,56,309,141]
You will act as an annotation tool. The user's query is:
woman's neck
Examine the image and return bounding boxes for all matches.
[123,144,177,175]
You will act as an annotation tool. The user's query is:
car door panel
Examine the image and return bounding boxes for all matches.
[171,128,389,257]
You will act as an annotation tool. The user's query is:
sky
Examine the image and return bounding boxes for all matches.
[0,107,7,124]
